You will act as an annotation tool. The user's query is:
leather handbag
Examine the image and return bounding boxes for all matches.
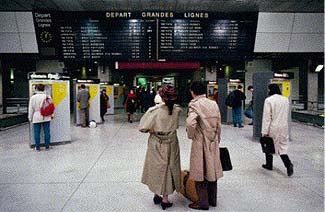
[260,137,275,154]
[180,170,199,202]
[220,147,232,171]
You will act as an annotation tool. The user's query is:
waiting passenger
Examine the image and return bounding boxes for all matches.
[28,84,53,151]
[154,86,163,104]
[138,85,182,210]
[125,89,137,123]
[261,83,294,176]
[185,81,223,210]
[77,84,90,127]
[244,85,254,125]
[232,85,246,128]
[100,89,109,122]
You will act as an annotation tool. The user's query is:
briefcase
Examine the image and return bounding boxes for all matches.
[260,137,275,154]
[220,147,232,171]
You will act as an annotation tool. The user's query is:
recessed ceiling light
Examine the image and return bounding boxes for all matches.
[315,65,324,72]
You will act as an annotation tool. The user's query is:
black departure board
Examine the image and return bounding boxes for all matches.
[57,18,156,60]
[158,17,257,60]
[33,12,257,61]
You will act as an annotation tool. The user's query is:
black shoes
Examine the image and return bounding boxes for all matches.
[161,202,173,210]
[262,164,273,170]
[153,195,173,210]
[153,195,162,204]
[238,125,244,128]
[287,164,294,176]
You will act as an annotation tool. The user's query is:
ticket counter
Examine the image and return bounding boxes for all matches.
[74,79,101,125]
[28,72,71,147]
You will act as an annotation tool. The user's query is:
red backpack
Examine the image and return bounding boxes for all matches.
[40,96,55,116]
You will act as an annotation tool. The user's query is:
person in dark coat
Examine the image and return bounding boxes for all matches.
[100,89,109,122]
[232,85,246,128]
[142,89,153,112]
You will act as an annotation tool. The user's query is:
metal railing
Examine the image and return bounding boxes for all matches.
[4,98,29,114]
[292,99,324,115]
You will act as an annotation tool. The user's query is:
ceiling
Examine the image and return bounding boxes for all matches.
[0,0,323,12]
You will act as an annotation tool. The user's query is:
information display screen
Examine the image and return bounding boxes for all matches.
[33,12,257,61]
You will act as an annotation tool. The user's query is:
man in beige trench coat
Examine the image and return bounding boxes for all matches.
[261,83,294,176]
[186,81,223,210]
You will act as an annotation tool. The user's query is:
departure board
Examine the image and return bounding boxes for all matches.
[33,12,257,61]
[158,17,257,60]
[57,18,156,60]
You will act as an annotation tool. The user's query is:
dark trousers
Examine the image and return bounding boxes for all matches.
[265,153,292,168]
[195,180,217,208]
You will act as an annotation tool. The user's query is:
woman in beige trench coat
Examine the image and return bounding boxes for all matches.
[261,83,294,176]
[139,85,181,210]
[185,81,223,210]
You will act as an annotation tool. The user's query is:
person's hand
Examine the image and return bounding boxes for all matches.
[262,134,269,137]
[147,129,154,134]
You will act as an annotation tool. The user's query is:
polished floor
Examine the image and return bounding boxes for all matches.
[0,110,324,212]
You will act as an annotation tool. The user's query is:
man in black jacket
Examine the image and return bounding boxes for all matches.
[232,85,246,128]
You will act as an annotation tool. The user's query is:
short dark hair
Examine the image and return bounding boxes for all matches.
[237,85,243,89]
[37,84,45,91]
[247,85,253,90]
[268,83,282,95]
[80,84,86,89]
[190,81,206,95]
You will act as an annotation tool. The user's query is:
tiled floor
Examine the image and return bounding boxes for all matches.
[0,110,324,212]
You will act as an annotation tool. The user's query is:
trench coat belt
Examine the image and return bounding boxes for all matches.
[153,131,176,144]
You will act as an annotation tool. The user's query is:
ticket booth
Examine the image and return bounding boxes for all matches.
[73,79,101,125]
[28,72,71,147]
[218,78,244,124]
[100,82,114,114]
[207,82,218,102]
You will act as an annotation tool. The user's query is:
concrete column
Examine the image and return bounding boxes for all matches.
[307,72,318,111]
[245,59,272,105]
[205,66,217,81]
[36,60,64,73]
[0,60,2,108]
[97,65,110,82]
[193,69,202,81]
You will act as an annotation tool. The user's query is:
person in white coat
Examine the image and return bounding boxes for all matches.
[261,83,293,176]
[28,84,52,151]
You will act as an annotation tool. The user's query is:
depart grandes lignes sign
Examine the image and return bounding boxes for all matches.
[33,11,257,61]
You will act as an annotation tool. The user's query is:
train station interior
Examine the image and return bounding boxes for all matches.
[0,0,324,211]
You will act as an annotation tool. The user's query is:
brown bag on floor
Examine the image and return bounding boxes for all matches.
[180,170,199,202]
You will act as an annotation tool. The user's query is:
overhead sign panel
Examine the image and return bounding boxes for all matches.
[33,11,257,61]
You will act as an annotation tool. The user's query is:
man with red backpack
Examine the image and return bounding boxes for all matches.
[28,84,54,151]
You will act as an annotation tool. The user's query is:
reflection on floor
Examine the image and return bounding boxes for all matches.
[0,110,323,212]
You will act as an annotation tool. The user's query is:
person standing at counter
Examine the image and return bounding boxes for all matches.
[28,84,53,151]
[77,84,90,127]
